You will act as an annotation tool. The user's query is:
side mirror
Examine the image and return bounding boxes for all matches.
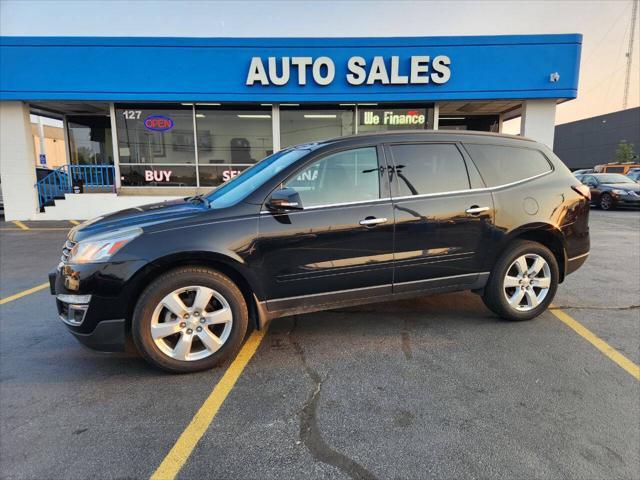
[267,188,303,211]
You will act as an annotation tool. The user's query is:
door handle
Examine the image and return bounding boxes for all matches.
[465,206,490,215]
[359,217,388,226]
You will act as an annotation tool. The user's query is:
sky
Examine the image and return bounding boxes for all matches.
[1,0,638,128]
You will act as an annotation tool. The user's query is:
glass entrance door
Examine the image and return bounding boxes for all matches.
[67,115,114,165]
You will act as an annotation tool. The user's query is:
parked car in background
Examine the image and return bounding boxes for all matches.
[572,169,594,176]
[0,178,4,216]
[626,168,640,183]
[580,173,640,210]
[50,131,591,373]
[593,163,640,174]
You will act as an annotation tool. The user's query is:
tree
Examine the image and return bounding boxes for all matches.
[613,140,638,164]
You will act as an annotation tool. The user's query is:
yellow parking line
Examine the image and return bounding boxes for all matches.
[150,326,269,480]
[549,306,640,380]
[69,220,80,225]
[0,282,49,305]
[12,220,29,230]
[0,228,70,231]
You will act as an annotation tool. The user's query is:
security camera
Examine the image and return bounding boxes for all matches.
[549,72,560,83]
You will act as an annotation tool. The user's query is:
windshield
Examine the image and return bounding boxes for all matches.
[595,174,636,184]
[204,148,310,208]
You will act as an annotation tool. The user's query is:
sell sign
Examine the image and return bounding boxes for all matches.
[144,115,174,132]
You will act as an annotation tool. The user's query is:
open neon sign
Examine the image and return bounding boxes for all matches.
[144,115,174,132]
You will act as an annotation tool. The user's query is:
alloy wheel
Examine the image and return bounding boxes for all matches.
[600,194,612,210]
[503,254,551,312]
[150,285,233,361]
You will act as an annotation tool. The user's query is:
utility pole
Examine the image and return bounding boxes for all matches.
[623,0,638,109]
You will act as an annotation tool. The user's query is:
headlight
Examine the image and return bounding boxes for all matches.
[68,228,142,264]
[611,189,627,195]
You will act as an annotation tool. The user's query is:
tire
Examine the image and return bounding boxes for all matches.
[132,266,248,373]
[599,193,613,210]
[482,240,559,321]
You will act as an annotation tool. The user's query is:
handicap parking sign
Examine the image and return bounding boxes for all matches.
[39,154,46,165]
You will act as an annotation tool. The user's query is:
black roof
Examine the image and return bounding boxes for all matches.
[292,129,538,151]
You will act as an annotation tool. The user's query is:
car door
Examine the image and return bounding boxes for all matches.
[386,142,495,294]
[256,145,394,312]
[582,175,600,203]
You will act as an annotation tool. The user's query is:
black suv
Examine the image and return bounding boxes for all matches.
[50,131,590,373]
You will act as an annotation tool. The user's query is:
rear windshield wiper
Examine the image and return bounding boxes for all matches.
[187,194,210,208]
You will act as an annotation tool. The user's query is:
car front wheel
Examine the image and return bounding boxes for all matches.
[482,240,559,321]
[132,267,248,373]
[599,193,614,210]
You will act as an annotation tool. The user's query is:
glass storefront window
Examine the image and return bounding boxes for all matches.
[115,104,196,186]
[198,165,244,187]
[195,107,273,167]
[115,105,195,165]
[439,115,499,132]
[280,106,354,148]
[119,165,197,187]
[67,115,114,165]
[357,105,434,134]
[112,103,436,189]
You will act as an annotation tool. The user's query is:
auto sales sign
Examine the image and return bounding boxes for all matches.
[246,55,451,87]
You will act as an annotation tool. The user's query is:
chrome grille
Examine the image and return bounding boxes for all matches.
[61,239,77,263]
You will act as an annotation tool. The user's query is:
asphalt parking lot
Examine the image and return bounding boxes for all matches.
[1,210,638,480]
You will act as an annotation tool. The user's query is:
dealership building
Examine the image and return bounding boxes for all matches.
[0,34,581,220]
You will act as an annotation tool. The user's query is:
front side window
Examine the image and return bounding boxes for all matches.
[284,147,380,207]
[389,143,470,196]
[465,144,552,188]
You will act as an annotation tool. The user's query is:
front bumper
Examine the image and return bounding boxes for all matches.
[49,259,146,352]
[615,195,640,207]
[566,251,589,276]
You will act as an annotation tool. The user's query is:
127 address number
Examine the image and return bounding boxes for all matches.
[122,110,142,119]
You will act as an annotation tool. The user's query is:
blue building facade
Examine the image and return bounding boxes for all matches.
[0,34,582,219]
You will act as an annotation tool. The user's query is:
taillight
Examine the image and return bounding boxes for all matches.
[571,184,591,200]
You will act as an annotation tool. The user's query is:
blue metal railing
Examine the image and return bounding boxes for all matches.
[36,164,116,210]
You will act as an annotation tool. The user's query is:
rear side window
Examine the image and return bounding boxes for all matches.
[465,144,552,187]
[389,143,470,196]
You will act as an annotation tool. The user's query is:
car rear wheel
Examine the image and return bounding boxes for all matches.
[482,240,559,321]
[132,267,248,373]
[599,193,613,210]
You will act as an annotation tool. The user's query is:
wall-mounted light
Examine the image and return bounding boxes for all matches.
[304,114,337,119]
[196,114,206,118]
[181,103,194,106]
[280,103,300,107]
[237,114,271,119]
[358,103,378,106]
[197,103,221,106]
